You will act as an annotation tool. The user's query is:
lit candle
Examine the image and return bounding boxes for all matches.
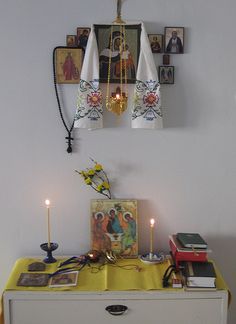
[116,93,121,100]
[150,218,155,258]
[45,199,51,248]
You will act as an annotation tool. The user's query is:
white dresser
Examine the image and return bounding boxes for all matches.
[2,257,229,324]
[3,289,228,324]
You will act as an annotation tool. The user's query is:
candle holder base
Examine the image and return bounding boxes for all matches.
[40,242,58,264]
[140,252,165,265]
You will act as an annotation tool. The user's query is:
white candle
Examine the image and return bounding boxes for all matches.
[150,218,155,258]
[45,199,51,248]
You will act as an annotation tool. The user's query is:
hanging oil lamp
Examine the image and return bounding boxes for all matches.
[106,85,128,116]
[105,0,128,116]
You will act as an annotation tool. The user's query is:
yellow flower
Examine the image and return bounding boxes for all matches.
[96,184,103,192]
[80,171,88,178]
[76,159,111,199]
[94,163,103,171]
[85,178,92,185]
[88,169,95,176]
[102,181,110,189]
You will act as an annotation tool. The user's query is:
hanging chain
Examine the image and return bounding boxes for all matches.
[105,22,128,116]
[122,25,128,99]
[119,23,123,115]
[106,25,114,111]
[117,0,121,19]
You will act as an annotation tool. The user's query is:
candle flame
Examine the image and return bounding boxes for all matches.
[45,199,50,207]
[150,218,155,227]
[116,93,120,100]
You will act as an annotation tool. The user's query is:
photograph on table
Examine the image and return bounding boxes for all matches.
[164,27,184,54]
[17,273,49,287]
[49,271,79,287]
[91,199,138,257]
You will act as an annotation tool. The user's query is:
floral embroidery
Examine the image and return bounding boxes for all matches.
[132,80,162,121]
[143,92,159,107]
[87,91,102,108]
[75,79,103,122]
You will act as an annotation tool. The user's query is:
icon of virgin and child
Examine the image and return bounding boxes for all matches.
[99,30,136,82]
[91,204,137,256]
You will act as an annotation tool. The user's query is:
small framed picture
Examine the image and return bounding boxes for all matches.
[148,34,163,53]
[77,27,91,50]
[163,54,170,65]
[54,47,83,84]
[159,66,175,84]
[164,27,184,54]
[66,35,77,47]
[91,199,138,257]
[94,24,141,84]
[49,271,79,287]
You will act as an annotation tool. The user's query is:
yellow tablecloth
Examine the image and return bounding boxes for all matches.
[0,257,230,324]
[3,257,169,292]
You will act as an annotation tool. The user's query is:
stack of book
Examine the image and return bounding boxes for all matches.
[181,260,216,290]
[169,233,216,289]
[169,233,209,268]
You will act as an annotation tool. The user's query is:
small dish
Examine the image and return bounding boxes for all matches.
[140,253,165,265]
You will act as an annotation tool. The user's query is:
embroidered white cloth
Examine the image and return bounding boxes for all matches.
[74,22,162,129]
[131,23,163,129]
[74,26,103,129]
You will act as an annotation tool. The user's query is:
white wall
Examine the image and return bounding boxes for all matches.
[0,0,236,322]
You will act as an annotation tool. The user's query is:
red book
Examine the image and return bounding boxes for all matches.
[169,235,209,268]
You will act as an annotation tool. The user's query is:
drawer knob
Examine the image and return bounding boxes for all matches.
[105,304,128,316]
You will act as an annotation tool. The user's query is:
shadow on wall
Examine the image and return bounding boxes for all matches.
[208,235,236,324]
